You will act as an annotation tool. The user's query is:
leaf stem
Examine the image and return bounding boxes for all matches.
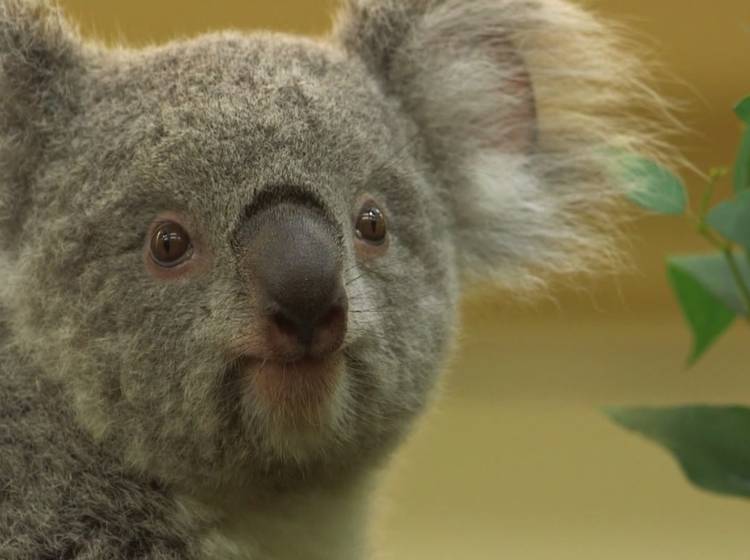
[698,171,721,217]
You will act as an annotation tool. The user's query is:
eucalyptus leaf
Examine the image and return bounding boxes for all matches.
[736,96,750,124]
[667,261,736,364]
[621,156,687,215]
[706,190,750,252]
[735,125,750,193]
[668,254,750,316]
[606,406,750,499]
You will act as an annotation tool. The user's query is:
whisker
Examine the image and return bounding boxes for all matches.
[345,272,366,287]
[342,263,359,276]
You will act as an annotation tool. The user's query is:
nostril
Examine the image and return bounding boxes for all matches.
[271,310,304,341]
[317,300,346,336]
[319,304,346,331]
[309,300,348,357]
[267,298,348,360]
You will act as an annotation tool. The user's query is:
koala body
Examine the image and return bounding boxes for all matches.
[0,0,663,558]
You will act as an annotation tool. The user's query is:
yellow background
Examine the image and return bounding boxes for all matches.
[59,1,750,558]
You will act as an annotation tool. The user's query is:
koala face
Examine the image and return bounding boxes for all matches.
[1,0,658,492]
[8,33,458,487]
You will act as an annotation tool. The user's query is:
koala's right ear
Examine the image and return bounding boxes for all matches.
[0,0,84,248]
[334,0,667,292]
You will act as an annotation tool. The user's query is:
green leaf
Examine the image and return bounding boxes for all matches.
[606,406,750,499]
[667,261,736,364]
[735,96,750,124]
[621,156,687,215]
[735,125,750,193]
[669,254,750,316]
[706,190,750,252]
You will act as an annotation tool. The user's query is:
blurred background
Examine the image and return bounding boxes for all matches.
[60,1,750,558]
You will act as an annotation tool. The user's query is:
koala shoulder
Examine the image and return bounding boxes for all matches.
[0,328,203,560]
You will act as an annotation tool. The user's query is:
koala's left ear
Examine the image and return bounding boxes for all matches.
[0,0,85,249]
[334,0,664,290]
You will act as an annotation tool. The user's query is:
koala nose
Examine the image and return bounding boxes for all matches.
[249,203,348,360]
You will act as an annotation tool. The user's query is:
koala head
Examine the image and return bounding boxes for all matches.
[0,0,658,492]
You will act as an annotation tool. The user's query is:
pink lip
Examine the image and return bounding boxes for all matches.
[243,354,345,414]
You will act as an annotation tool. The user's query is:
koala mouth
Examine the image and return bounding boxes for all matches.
[234,353,346,415]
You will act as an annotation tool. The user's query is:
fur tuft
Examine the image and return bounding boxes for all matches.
[0,0,83,250]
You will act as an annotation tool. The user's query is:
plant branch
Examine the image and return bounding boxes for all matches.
[694,225,750,318]
[698,170,722,217]
[693,170,750,318]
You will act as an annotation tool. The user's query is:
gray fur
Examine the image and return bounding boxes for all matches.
[0,0,665,558]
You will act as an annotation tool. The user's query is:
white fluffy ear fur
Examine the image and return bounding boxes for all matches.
[334,0,669,291]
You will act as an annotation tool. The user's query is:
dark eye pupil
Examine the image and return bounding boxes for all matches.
[161,233,172,254]
[150,222,191,267]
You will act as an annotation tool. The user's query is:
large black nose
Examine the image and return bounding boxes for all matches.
[248,203,347,357]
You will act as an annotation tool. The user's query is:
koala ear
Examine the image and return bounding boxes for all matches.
[334,0,665,291]
[0,0,84,249]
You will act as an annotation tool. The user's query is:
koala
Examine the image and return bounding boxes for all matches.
[0,0,665,558]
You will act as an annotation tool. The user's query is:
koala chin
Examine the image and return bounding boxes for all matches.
[0,0,667,558]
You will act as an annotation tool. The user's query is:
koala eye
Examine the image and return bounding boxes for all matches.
[355,202,387,245]
[149,222,192,267]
